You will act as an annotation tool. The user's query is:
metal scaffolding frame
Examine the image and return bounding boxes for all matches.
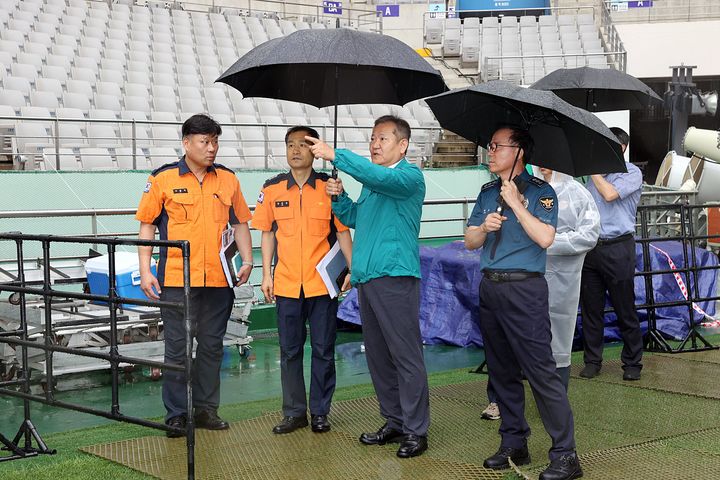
[0,233,197,479]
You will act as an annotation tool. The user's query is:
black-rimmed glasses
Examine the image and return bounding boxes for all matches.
[486,142,520,153]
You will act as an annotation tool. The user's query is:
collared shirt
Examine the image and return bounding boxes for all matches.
[135,156,252,287]
[468,170,558,274]
[331,149,425,285]
[251,169,348,299]
[586,161,642,238]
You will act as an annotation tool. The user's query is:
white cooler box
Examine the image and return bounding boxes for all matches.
[85,252,157,309]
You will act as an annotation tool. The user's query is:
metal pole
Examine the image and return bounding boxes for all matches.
[108,244,120,416]
[131,120,138,170]
[41,240,54,401]
[16,239,31,450]
[182,241,195,480]
[54,118,60,171]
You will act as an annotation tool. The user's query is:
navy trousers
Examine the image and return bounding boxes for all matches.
[161,287,234,421]
[357,276,430,436]
[580,237,643,371]
[276,292,338,417]
[479,276,576,460]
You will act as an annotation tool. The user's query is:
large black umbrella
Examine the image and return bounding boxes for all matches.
[424,80,626,177]
[530,66,663,112]
[217,27,446,186]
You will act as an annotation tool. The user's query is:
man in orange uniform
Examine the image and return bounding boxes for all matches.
[136,114,254,437]
[252,126,352,435]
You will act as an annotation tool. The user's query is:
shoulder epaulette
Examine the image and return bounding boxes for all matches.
[481,179,500,192]
[528,176,547,187]
[214,163,235,174]
[151,162,179,176]
[262,172,291,189]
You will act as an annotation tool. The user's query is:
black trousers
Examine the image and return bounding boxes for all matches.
[357,276,430,436]
[160,287,234,421]
[580,237,643,370]
[275,292,338,417]
[479,276,576,460]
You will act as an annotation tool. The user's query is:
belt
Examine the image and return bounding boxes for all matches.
[482,270,542,282]
[596,233,634,246]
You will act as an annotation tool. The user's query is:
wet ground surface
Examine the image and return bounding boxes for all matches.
[0,331,484,435]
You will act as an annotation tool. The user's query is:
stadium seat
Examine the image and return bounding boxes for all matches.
[42,147,79,170]
[115,147,150,170]
[80,147,116,170]
[148,146,180,168]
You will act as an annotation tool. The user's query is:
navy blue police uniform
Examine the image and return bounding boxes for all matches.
[468,170,577,461]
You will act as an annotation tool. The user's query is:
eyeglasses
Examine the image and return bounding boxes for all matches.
[486,142,520,153]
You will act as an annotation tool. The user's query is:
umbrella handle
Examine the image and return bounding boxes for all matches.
[331,166,338,202]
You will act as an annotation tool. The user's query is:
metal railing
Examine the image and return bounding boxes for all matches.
[146,0,383,32]
[482,51,625,83]
[0,233,197,478]
[604,0,720,23]
[1,115,441,171]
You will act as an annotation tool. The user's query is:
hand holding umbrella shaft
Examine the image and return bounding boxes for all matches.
[305,136,335,161]
[483,212,506,233]
[326,177,344,196]
[500,179,524,212]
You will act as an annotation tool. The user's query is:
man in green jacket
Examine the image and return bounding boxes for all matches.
[307,115,430,459]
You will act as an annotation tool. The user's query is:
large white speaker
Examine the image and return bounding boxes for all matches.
[683,127,720,162]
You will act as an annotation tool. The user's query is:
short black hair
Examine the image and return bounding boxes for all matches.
[181,114,222,138]
[496,124,534,164]
[610,127,629,146]
[374,115,411,142]
[285,125,319,144]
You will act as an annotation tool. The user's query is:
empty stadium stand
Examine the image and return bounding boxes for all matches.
[0,0,442,170]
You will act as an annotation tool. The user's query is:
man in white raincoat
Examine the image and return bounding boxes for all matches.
[539,167,600,390]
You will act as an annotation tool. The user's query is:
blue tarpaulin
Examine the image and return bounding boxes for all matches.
[337,240,718,347]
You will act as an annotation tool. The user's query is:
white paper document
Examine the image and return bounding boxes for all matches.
[316,241,348,299]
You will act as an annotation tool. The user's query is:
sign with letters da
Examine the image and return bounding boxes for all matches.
[323,1,342,15]
[376,5,400,17]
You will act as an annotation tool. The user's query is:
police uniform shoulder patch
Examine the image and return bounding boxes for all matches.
[528,176,547,187]
[481,179,500,192]
[539,196,555,211]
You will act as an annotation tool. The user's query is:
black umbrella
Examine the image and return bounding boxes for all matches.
[424,80,626,178]
[530,66,663,112]
[217,27,447,184]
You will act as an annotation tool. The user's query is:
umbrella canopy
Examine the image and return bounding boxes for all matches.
[530,66,663,112]
[424,80,626,177]
[216,28,447,108]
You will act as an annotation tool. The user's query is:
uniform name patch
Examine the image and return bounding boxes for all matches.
[539,196,555,211]
[275,201,289,208]
[257,192,264,204]
[173,188,188,194]
[143,182,151,193]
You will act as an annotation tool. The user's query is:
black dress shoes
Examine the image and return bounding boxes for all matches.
[483,446,531,470]
[311,414,331,433]
[359,423,405,445]
[579,364,601,379]
[166,415,186,438]
[194,409,230,430]
[272,415,309,434]
[396,434,428,458]
[539,452,583,480]
[623,368,641,381]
